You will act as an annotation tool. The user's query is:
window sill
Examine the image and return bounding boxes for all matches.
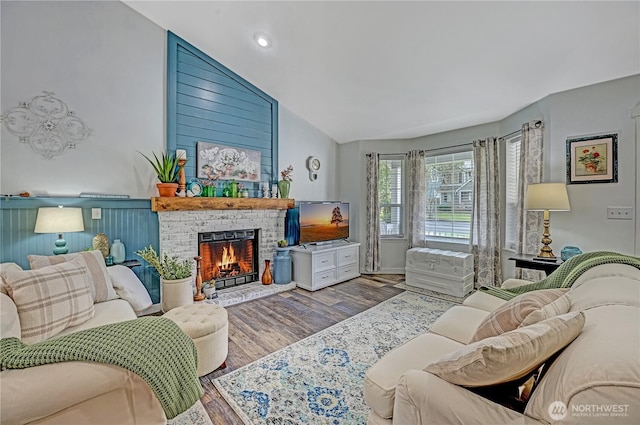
[381,236,407,241]
[425,237,469,245]
[425,237,470,252]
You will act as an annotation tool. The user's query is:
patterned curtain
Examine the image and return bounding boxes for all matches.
[516,121,545,281]
[407,150,427,248]
[470,138,503,287]
[365,153,381,273]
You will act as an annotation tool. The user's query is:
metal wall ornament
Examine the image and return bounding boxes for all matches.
[0,91,93,159]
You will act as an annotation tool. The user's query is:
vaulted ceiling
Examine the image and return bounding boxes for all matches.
[124,1,640,143]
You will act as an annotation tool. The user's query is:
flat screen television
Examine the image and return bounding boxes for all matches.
[299,202,350,244]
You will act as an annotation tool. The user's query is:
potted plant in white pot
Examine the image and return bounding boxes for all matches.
[139,151,180,197]
[135,245,193,311]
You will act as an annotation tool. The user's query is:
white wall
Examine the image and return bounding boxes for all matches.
[278,105,339,201]
[1,1,339,202]
[1,1,165,198]
[542,76,639,256]
[341,77,639,275]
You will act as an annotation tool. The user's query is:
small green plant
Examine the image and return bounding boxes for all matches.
[135,245,192,280]
[138,151,180,183]
[277,239,288,247]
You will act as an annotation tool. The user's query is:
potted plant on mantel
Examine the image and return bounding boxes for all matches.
[135,245,194,312]
[139,151,180,197]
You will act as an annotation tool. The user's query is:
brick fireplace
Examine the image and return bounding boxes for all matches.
[154,198,292,292]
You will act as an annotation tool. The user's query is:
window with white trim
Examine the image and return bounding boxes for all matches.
[378,155,404,237]
[425,150,474,240]
[505,134,522,250]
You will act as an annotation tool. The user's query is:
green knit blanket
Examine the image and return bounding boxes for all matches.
[0,317,203,419]
[481,251,640,300]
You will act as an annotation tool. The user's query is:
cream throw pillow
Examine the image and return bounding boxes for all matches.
[426,311,585,387]
[471,289,569,342]
[4,256,95,343]
[1,262,23,296]
[28,250,118,303]
[107,265,153,312]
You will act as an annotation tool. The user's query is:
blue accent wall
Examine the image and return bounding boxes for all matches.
[0,198,161,303]
[167,32,279,196]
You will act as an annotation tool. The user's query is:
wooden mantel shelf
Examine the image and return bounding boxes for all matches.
[151,197,294,212]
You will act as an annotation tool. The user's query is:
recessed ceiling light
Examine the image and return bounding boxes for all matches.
[253,33,271,48]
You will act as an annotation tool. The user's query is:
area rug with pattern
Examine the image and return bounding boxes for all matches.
[167,400,213,425]
[213,291,456,424]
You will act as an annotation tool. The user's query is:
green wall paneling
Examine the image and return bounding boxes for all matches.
[0,197,161,303]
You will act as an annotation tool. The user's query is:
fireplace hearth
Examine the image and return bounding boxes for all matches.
[199,229,259,289]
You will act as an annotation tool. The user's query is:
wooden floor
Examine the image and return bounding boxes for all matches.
[199,274,405,424]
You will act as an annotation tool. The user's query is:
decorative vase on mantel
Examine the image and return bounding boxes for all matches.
[157,182,179,197]
[278,180,291,199]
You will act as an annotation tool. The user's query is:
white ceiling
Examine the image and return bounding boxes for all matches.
[123,1,640,144]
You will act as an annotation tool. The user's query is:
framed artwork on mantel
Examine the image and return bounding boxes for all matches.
[196,141,261,182]
[566,133,618,184]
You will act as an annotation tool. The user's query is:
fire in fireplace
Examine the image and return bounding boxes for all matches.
[199,229,259,289]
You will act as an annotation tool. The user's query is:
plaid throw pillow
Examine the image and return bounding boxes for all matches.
[28,250,118,303]
[471,289,569,342]
[4,256,95,343]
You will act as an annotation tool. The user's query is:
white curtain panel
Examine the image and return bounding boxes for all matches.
[407,150,427,248]
[516,121,545,281]
[471,138,503,287]
[365,153,381,273]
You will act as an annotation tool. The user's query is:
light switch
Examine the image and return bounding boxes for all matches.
[91,208,102,219]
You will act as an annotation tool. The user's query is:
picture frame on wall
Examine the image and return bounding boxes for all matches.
[566,133,618,184]
[196,141,262,182]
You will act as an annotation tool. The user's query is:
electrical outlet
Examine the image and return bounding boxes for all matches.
[606,207,633,220]
[91,208,102,220]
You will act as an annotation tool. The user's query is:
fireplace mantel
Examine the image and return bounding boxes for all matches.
[151,197,294,212]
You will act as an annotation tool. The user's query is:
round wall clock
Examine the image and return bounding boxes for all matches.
[307,156,321,181]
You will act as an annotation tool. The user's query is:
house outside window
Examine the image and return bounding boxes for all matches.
[426,150,474,240]
[378,155,404,237]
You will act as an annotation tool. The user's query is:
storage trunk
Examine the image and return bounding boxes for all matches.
[405,248,474,297]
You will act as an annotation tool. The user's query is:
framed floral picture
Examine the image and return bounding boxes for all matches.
[566,133,618,184]
[196,141,261,182]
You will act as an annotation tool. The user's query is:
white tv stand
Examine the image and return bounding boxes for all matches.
[290,241,360,291]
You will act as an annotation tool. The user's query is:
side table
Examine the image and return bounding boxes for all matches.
[107,259,141,269]
[508,254,562,276]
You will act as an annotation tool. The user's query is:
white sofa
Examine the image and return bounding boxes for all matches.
[364,263,640,425]
[0,258,166,425]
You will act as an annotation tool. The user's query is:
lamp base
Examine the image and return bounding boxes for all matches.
[53,234,68,255]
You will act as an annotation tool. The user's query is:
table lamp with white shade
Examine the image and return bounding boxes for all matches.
[34,207,85,255]
[524,183,571,260]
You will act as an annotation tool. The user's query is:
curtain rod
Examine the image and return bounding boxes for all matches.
[499,129,521,140]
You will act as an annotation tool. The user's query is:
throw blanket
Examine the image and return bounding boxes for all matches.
[0,317,203,419]
[481,251,640,300]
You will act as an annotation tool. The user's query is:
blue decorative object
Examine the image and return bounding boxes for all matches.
[285,207,300,246]
[273,248,292,284]
[561,246,582,261]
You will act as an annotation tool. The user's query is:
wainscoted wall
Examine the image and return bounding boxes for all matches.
[0,198,161,303]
